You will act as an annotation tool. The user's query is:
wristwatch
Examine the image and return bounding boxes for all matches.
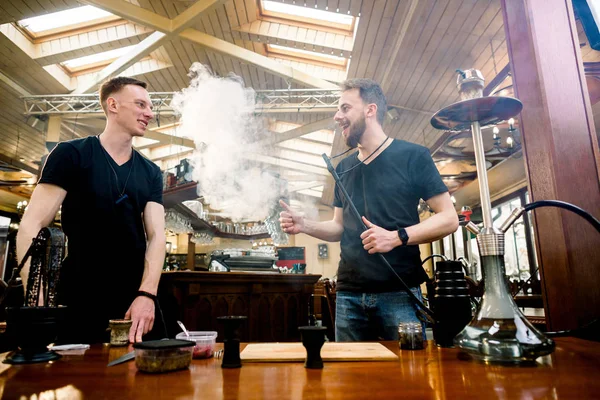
[397,228,409,246]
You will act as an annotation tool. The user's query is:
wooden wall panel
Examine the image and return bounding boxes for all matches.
[502,0,600,331]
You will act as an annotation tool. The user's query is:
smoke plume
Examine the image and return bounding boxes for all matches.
[171,63,285,223]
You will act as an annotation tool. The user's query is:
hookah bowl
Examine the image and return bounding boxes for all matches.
[298,326,327,369]
[430,69,555,363]
[4,306,67,364]
[217,316,247,368]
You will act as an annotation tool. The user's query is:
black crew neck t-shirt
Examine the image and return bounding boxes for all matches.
[38,136,163,339]
[333,139,448,292]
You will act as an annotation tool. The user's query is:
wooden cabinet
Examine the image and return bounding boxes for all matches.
[160,271,321,342]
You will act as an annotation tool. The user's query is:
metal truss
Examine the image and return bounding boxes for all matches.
[22,88,341,116]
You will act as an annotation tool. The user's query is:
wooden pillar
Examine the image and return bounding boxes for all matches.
[46,116,61,151]
[186,233,195,270]
[41,116,61,168]
[501,0,600,330]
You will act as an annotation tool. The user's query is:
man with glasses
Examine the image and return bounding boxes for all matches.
[17,77,166,344]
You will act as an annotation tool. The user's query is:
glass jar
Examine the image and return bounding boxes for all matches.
[398,322,424,350]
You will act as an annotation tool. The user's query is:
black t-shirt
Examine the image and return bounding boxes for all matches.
[333,139,448,292]
[39,136,163,339]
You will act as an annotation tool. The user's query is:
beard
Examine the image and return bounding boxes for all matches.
[344,116,366,149]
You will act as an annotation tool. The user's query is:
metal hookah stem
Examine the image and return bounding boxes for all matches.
[470,121,493,229]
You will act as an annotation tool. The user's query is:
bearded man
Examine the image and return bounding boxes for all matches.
[279,79,458,341]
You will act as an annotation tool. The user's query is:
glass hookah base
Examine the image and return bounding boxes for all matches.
[4,350,61,364]
[454,318,555,364]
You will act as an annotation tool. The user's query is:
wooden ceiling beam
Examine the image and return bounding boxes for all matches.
[281,173,327,182]
[150,149,193,162]
[288,181,326,192]
[79,0,171,33]
[233,20,353,57]
[75,0,224,94]
[254,118,334,146]
[179,29,339,89]
[33,23,154,66]
[135,141,164,151]
[0,70,32,97]
[171,0,227,33]
[0,152,38,175]
[242,153,330,176]
[75,1,337,89]
[73,31,167,94]
[143,129,196,149]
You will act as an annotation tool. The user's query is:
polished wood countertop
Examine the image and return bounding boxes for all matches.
[1,338,599,399]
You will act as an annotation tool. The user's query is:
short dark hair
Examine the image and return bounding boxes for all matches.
[340,78,387,126]
[99,77,148,114]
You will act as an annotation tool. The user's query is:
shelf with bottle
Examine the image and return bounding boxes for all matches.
[169,203,271,241]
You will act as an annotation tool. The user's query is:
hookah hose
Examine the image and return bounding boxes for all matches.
[321,154,435,323]
[522,200,600,232]
[510,200,600,338]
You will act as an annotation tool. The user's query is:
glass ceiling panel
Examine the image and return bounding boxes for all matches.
[262,1,353,27]
[18,5,114,33]
[268,44,346,64]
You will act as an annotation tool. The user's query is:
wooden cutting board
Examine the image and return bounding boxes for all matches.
[240,342,398,362]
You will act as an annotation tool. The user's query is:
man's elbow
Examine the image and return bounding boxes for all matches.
[444,212,459,235]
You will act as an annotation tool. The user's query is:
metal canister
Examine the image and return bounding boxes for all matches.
[456,69,485,100]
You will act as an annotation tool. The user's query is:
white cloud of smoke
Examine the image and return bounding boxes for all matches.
[171,63,285,223]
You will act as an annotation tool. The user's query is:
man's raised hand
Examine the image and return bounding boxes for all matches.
[279,200,305,235]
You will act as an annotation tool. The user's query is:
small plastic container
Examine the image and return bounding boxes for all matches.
[133,339,194,373]
[176,331,218,359]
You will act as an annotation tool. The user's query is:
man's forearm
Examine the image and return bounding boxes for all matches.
[404,210,459,246]
[302,219,344,242]
[138,236,166,295]
[16,218,43,290]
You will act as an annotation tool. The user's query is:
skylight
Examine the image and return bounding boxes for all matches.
[18,5,114,33]
[62,45,136,70]
[262,1,354,30]
[268,44,347,67]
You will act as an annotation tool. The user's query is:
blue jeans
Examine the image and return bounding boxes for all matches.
[335,288,425,342]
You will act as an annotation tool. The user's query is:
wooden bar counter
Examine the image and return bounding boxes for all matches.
[159,271,321,342]
[1,338,599,399]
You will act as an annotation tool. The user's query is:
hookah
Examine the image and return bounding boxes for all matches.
[430,69,600,363]
[0,227,67,364]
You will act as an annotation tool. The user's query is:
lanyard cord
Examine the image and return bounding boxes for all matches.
[97,136,135,201]
[334,136,390,176]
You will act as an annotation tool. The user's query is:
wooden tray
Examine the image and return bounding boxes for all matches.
[240,342,398,362]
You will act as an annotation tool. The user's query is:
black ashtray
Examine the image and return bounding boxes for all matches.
[4,306,67,364]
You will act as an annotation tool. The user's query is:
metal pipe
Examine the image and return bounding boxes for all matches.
[500,207,525,233]
[470,121,493,229]
[464,221,481,236]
